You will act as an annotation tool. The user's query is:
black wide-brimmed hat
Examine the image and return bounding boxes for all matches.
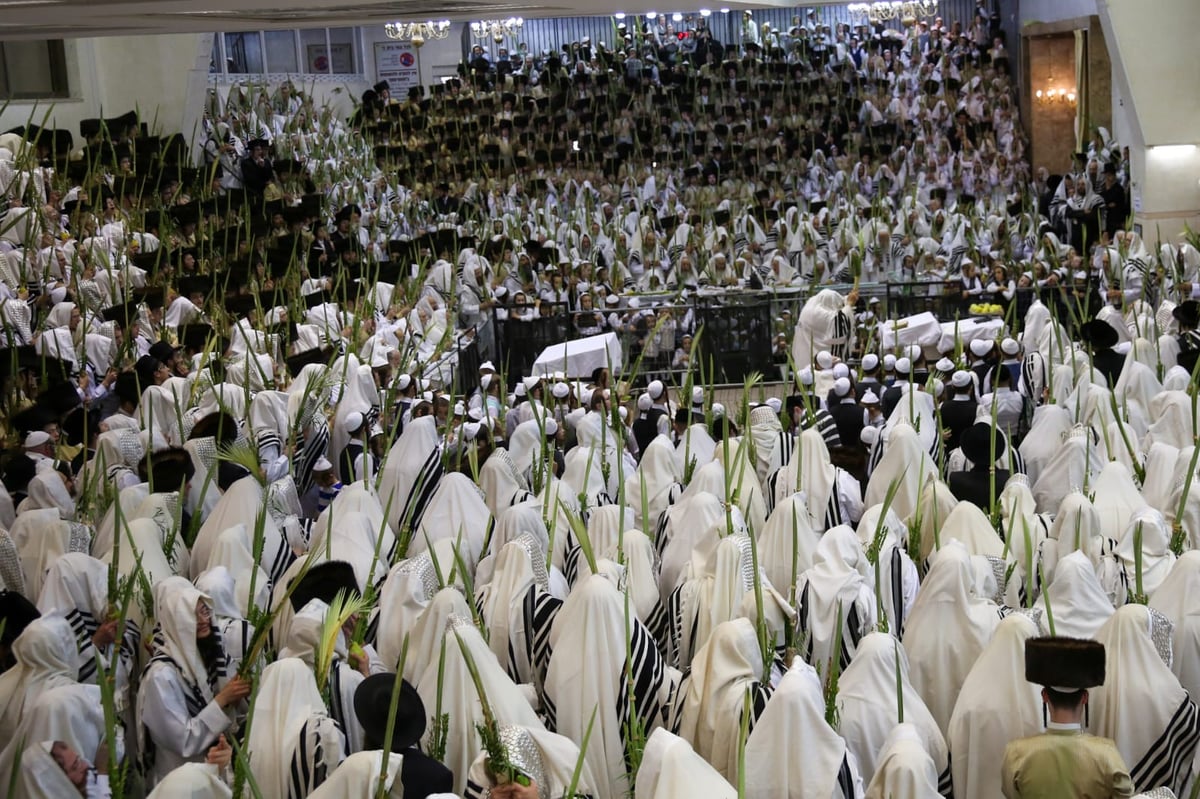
[959,421,1005,466]
[1025,636,1106,690]
[1079,318,1119,350]
[1174,300,1200,330]
[354,673,427,751]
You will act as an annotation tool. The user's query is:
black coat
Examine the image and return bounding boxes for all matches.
[1092,348,1126,390]
[948,467,1010,510]
[829,401,865,450]
[400,749,454,798]
[940,398,979,450]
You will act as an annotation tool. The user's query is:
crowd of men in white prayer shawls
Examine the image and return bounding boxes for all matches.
[3,1,1200,797]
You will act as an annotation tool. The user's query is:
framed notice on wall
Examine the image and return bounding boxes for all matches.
[374,41,420,92]
[307,43,353,74]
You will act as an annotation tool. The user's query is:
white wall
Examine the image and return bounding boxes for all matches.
[1,34,209,142]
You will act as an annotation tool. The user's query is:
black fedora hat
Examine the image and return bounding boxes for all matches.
[959,421,1005,466]
[1079,318,1119,350]
[354,673,427,751]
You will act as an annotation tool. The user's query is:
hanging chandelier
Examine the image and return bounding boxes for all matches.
[471,17,524,43]
[847,1,939,26]
[384,20,451,47]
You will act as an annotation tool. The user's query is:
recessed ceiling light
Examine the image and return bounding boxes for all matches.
[614,11,624,18]
[700,8,711,16]
[646,11,657,19]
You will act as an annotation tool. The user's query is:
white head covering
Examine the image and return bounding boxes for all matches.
[546,574,663,798]
[678,617,766,780]
[146,763,233,798]
[744,660,864,799]
[635,728,736,799]
[1034,550,1115,638]
[902,542,1000,737]
[946,612,1042,799]
[0,615,80,734]
[1091,604,1199,795]
[247,658,344,799]
[865,723,942,799]
[1150,552,1200,701]
[11,741,82,799]
[838,633,949,787]
[307,751,402,799]
[1116,507,1176,600]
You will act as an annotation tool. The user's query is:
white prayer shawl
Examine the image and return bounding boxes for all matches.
[744,660,866,799]
[853,506,920,635]
[397,585,470,682]
[1034,551,1115,639]
[146,763,232,798]
[1092,604,1200,795]
[658,491,727,603]
[546,574,665,798]
[1042,491,1126,607]
[1143,442,1182,512]
[11,507,86,600]
[11,741,85,799]
[914,478,960,563]
[1032,427,1104,514]
[796,526,876,670]
[23,470,75,518]
[757,494,823,594]
[902,543,1000,738]
[191,476,291,586]
[635,728,737,799]
[582,505,637,566]
[37,552,140,687]
[477,537,546,686]
[137,578,234,785]
[838,633,950,793]
[1170,446,1200,551]
[307,750,402,799]
[673,534,760,671]
[247,658,345,799]
[90,482,149,561]
[477,501,551,586]
[1144,391,1195,452]
[1117,507,1176,600]
[202,525,271,616]
[1093,461,1151,544]
[865,424,936,522]
[276,600,365,755]
[947,613,1042,799]
[748,406,789,489]
[678,617,769,781]
[478,448,531,518]
[674,423,717,475]
[421,619,543,796]
[773,429,837,532]
[865,723,943,799]
[410,472,492,570]
[627,434,684,532]
[792,289,853,370]
[712,437,769,534]
[1150,552,1200,702]
[112,516,178,589]
[935,501,1005,558]
[308,509,394,591]
[377,415,443,533]
[0,615,80,735]
[465,724,601,799]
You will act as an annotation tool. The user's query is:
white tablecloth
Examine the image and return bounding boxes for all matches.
[532,332,624,378]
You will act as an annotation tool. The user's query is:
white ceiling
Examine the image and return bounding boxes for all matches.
[0,0,802,39]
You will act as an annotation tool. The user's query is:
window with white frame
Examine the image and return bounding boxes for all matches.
[210,28,363,76]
